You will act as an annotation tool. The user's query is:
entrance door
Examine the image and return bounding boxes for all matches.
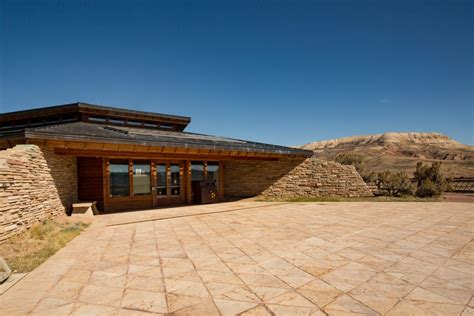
[153,161,184,206]
[190,161,205,203]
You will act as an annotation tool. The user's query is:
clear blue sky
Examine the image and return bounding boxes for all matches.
[1,0,472,146]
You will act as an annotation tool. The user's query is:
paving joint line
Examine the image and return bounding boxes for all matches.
[330,212,436,242]
[105,203,291,227]
[194,212,328,313]
[186,216,268,314]
[166,218,219,314]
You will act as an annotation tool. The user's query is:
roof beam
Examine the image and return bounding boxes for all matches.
[54,148,280,161]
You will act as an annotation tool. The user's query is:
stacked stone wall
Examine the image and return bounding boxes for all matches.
[0,145,77,242]
[224,157,372,198]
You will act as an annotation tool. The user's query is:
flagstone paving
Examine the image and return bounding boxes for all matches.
[0,201,472,315]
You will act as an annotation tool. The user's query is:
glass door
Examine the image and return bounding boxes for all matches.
[153,162,183,205]
[170,164,181,197]
[156,163,167,198]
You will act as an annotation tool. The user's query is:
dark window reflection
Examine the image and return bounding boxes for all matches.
[156,164,167,197]
[110,161,129,197]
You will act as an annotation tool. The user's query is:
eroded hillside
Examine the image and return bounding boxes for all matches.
[300,132,474,177]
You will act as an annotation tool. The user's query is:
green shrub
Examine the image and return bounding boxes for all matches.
[335,152,365,175]
[414,162,449,197]
[377,170,413,196]
[416,179,440,197]
[363,171,378,183]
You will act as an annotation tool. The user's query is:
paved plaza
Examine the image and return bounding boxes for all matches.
[0,201,472,315]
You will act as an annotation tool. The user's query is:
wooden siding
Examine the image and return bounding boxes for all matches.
[104,195,153,213]
[75,156,226,213]
[77,157,104,211]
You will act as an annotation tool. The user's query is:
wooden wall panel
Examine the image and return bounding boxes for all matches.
[80,156,226,212]
[77,157,104,211]
[105,196,153,212]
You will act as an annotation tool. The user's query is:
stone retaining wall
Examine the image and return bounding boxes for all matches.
[224,157,372,198]
[0,145,77,242]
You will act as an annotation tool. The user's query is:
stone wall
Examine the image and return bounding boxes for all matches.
[0,145,77,242]
[224,157,372,198]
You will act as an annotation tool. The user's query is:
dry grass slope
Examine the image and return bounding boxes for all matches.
[0,220,89,272]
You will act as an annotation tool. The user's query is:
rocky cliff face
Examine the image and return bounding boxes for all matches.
[299,132,474,177]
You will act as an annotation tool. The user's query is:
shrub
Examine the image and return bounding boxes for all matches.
[363,171,378,183]
[414,162,449,197]
[377,170,413,196]
[416,179,440,197]
[335,152,365,175]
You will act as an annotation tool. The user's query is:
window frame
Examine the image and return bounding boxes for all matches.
[169,163,181,197]
[108,159,131,198]
[206,161,220,191]
[107,159,152,199]
[132,160,152,196]
[156,163,168,198]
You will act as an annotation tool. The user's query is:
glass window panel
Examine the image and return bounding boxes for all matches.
[109,160,130,197]
[109,118,125,125]
[191,162,204,181]
[128,120,142,126]
[156,164,167,197]
[133,162,151,195]
[89,116,106,122]
[171,186,180,196]
[207,162,219,190]
[170,164,180,196]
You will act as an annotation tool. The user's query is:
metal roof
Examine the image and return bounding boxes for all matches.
[25,122,312,156]
[0,102,191,123]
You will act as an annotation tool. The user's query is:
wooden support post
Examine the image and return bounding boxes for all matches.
[103,158,109,211]
[180,162,185,203]
[186,160,192,204]
[166,162,171,199]
[219,161,224,200]
[128,160,133,196]
[151,161,157,207]
[218,160,224,201]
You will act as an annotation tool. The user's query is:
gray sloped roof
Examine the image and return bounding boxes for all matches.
[25,122,312,156]
[0,102,191,123]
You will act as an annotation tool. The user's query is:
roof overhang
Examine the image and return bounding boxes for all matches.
[0,102,191,132]
[28,138,308,161]
[1,121,313,161]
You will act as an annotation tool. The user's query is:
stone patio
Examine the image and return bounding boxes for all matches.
[0,201,472,315]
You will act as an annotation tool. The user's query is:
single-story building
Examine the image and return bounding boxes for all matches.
[0,102,371,239]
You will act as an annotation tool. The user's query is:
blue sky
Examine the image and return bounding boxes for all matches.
[1,0,472,146]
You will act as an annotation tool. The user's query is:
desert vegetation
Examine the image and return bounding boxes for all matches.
[334,152,450,198]
[0,220,89,272]
[413,161,451,197]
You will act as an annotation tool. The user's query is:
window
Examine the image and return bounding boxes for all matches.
[207,162,219,189]
[109,160,130,197]
[127,120,142,126]
[159,124,174,130]
[156,164,167,197]
[109,118,125,125]
[46,118,62,124]
[89,116,107,122]
[133,162,151,195]
[170,164,180,196]
[191,162,204,181]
